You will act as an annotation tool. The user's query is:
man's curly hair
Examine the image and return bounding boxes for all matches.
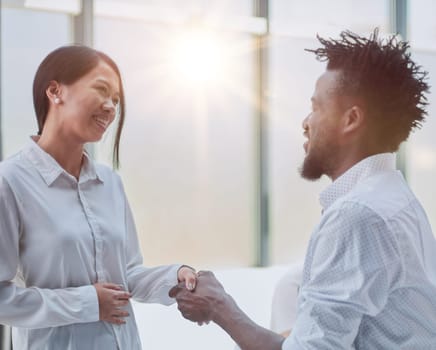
[306,29,430,151]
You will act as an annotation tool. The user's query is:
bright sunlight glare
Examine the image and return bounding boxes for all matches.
[170,30,225,85]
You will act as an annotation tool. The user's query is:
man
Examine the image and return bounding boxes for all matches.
[169,29,436,349]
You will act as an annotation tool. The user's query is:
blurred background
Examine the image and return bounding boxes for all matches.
[1,0,436,349]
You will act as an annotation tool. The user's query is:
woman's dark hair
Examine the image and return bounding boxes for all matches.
[306,29,430,151]
[33,45,125,168]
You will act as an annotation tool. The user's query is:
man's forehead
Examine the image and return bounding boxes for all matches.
[317,70,341,87]
[314,70,342,96]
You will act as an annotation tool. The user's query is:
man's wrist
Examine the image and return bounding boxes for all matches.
[212,292,236,325]
[213,292,286,350]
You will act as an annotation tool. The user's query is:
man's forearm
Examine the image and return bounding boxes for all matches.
[213,293,285,350]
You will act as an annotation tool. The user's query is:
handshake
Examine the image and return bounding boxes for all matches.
[169,270,285,350]
[169,270,230,326]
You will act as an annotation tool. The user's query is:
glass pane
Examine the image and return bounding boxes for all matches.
[1,8,71,158]
[270,0,391,37]
[268,0,392,265]
[268,36,330,264]
[409,0,436,50]
[95,16,257,267]
[407,51,436,233]
[96,0,253,17]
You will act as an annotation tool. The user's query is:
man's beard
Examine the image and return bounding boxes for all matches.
[299,146,335,181]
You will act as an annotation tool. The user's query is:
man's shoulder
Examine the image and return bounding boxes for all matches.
[336,170,413,220]
[318,170,415,237]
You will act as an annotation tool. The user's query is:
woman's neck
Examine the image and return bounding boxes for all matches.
[36,133,84,180]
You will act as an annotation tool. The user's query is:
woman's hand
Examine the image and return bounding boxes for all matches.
[177,265,197,291]
[94,283,131,324]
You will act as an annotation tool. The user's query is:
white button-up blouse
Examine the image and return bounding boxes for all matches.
[0,138,180,350]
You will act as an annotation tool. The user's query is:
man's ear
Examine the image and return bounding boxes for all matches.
[342,105,365,135]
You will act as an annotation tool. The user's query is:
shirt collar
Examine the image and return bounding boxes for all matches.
[23,136,104,186]
[319,153,396,211]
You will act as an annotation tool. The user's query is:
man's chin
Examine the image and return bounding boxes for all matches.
[299,158,324,181]
[300,170,323,181]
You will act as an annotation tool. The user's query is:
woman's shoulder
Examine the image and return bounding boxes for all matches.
[94,162,123,184]
[0,151,31,194]
[0,151,28,178]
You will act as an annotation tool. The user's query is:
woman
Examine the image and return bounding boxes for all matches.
[0,45,196,349]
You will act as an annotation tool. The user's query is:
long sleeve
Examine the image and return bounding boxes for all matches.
[283,203,402,349]
[270,263,303,335]
[123,192,179,305]
[0,176,99,328]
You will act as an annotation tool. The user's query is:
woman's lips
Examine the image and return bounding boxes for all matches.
[93,115,109,130]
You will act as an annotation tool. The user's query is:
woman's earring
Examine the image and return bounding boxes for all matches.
[54,97,60,104]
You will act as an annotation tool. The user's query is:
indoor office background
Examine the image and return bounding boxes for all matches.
[1,0,435,349]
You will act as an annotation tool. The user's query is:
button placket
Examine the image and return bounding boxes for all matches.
[77,184,104,282]
[77,183,123,348]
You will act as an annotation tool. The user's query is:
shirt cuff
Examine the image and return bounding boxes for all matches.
[171,263,183,288]
[78,285,99,323]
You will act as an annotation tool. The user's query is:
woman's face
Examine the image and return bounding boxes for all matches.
[54,60,120,144]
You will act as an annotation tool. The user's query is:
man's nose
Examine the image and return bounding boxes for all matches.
[302,113,310,130]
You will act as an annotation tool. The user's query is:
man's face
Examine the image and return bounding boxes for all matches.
[300,70,345,180]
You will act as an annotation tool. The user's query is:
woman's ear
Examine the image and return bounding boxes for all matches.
[46,80,62,105]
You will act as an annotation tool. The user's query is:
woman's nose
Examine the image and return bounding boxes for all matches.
[102,98,116,115]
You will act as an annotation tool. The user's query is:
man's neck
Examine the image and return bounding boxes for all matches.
[329,148,385,181]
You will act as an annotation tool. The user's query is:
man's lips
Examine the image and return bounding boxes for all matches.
[303,131,309,153]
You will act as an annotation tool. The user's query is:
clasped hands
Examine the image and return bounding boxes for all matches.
[169,270,228,326]
[93,266,197,324]
[92,267,223,326]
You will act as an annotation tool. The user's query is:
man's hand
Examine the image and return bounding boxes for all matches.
[170,271,285,350]
[169,270,227,324]
[94,283,131,325]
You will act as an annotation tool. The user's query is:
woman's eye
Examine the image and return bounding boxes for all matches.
[97,86,108,94]
[113,97,120,106]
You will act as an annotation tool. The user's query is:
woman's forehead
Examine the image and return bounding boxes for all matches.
[82,61,120,90]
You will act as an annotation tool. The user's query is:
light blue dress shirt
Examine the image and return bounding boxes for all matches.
[0,138,180,350]
[283,153,436,349]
